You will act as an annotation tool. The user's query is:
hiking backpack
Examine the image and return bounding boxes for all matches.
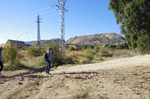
[44,52,48,60]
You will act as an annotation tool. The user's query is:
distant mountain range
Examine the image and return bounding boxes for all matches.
[0,33,125,47]
[65,33,125,45]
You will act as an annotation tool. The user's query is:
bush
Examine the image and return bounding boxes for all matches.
[84,49,94,61]
[51,53,64,66]
[69,46,76,51]
[74,44,82,50]
[4,61,28,70]
[63,56,75,64]
[36,60,46,67]
[116,43,129,49]
[46,42,64,67]
[46,42,77,67]
[27,46,43,57]
[83,45,87,49]
[108,44,117,49]
[87,45,94,49]
[3,45,24,65]
[100,48,113,57]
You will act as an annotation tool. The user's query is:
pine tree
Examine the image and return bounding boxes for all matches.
[109,0,150,54]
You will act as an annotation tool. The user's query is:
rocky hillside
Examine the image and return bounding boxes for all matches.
[65,33,125,45]
[25,38,64,46]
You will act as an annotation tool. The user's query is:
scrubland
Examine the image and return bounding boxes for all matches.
[1,42,150,99]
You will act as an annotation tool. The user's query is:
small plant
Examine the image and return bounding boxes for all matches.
[99,58,103,61]
[84,49,94,61]
[87,44,94,49]
[63,56,75,64]
[3,45,24,65]
[100,48,113,57]
[4,61,28,70]
[69,46,76,51]
[27,46,43,57]
[99,96,109,99]
[72,88,90,99]
[116,43,129,49]
[108,44,117,49]
[36,60,46,67]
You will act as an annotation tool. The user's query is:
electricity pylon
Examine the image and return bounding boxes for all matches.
[36,15,42,47]
[56,0,68,53]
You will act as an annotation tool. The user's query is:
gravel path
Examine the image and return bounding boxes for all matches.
[50,55,150,74]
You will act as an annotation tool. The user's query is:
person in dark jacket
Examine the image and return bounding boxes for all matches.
[46,47,54,74]
[0,48,3,75]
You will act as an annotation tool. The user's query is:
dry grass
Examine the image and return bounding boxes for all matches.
[65,48,140,65]
[3,47,140,71]
[12,76,42,99]
[72,88,90,99]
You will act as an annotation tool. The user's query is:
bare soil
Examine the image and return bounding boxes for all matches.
[0,55,150,99]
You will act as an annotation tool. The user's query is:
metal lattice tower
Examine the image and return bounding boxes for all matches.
[57,0,68,53]
[36,15,42,46]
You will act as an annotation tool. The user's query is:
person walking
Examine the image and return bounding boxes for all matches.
[0,48,3,75]
[46,47,54,74]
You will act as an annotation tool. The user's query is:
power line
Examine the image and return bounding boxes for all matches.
[0,13,59,27]
[16,32,29,40]
[51,0,58,5]
[67,0,76,8]
[42,13,59,18]
[0,15,37,26]
[0,6,53,23]
[0,10,58,26]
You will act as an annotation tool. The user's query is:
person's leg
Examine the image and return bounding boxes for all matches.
[49,60,51,71]
[0,61,3,75]
[46,60,50,73]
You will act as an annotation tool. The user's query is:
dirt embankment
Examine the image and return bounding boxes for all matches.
[0,55,150,99]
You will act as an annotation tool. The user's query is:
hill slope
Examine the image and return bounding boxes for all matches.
[65,33,125,45]
[25,38,64,46]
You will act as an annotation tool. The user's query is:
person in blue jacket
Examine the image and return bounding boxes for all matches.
[46,47,54,74]
[0,48,3,75]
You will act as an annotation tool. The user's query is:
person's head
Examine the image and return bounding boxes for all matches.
[0,48,2,52]
[49,47,53,51]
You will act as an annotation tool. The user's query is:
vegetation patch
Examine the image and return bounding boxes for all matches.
[84,49,94,61]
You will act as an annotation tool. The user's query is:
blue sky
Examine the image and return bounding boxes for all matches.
[0,0,122,44]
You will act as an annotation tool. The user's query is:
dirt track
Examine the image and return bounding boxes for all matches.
[0,55,150,99]
[50,55,150,74]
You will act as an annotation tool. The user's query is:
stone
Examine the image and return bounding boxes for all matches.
[0,81,4,84]
[18,82,23,85]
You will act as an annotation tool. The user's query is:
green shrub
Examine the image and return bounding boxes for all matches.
[84,49,94,61]
[100,48,108,56]
[51,53,64,67]
[69,46,76,51]
[3,61,28,70]
[46,42,77,67]
[116,43,129,49]
[46,42,64,67]
[83,45,87,49]
[27,46,43,57]
[36,60,46,67]
[94,47,100,52]
[108,44,117,49]
[63,56,75,64]
[87,44,94,49]
[100,48,113,57]
[3,45,24,65]
[74,44,82,50]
